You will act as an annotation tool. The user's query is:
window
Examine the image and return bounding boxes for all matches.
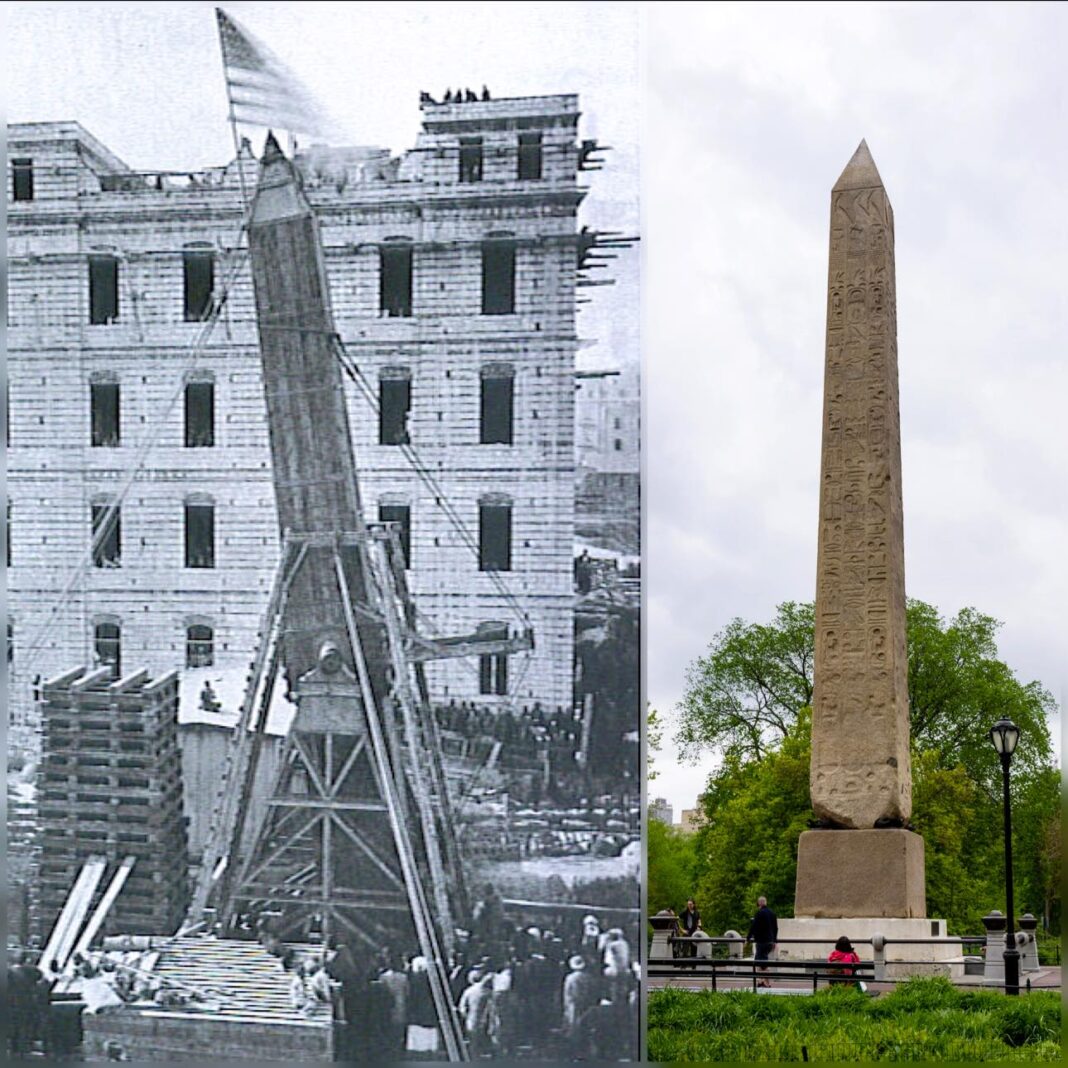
[184,499,215,569]
[12,158,34,202]
[481,239,516,315]
[459,137,483,183]
[380,242,413,318]
[480,366,514,444]
[6,501,10,567]
[379,369,411,446]
[183,249,214,322]
[90,381,120,447]
[517,133,542,181]
[89,255,119,325]
[7,622,13,665]
[91,503,121,568]
[479,497,512,572]
[379,503,412,568]
[477,623,509,696]
[94,622,121,678]
[186,624,214,668]
[184,380,215,447]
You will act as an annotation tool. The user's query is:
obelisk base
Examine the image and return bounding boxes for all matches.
[776,916,965,979]
[795,828,926,918]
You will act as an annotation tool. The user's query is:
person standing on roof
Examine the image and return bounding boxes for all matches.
[746,896,778,987]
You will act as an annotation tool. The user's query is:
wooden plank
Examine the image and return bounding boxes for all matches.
[40,854,107,974]
[71,855,136,959]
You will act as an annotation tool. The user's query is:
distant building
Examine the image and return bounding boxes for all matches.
[678,808,703,834]
[575,366,639,555]
[649,796,673,825]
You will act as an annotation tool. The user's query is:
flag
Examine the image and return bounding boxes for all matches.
[216,7,345,141]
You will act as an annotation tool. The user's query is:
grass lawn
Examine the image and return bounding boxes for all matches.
[647,977,1061,1062]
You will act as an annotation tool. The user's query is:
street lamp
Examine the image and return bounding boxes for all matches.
[988,717,1021,996]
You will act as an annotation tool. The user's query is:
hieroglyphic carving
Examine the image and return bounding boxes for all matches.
[811,142,911,828]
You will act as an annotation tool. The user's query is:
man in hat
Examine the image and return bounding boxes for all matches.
[562,954,600,1057]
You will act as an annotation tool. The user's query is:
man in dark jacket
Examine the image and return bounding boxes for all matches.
[746,896,778,987]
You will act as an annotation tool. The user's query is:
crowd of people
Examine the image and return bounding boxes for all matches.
[269,894,639,1061]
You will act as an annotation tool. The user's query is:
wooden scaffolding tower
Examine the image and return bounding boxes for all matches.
[185,135,530,1061]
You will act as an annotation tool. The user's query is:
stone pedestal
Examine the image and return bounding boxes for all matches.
[648,913,677,960]
[795,829,926,918]
[778,916,965,979]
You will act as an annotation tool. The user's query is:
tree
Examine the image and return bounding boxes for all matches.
[676,600,1054,782]
[676,600,1060,936]
[647,815,698,917]
[690,709,813,934]
[647,705,663,781]
[677,602,813,761]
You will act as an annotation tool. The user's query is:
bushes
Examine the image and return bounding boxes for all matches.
[647,978,1062,1062]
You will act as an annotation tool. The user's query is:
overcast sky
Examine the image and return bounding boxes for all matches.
[646,2,1066,816]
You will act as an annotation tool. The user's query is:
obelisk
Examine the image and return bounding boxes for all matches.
[794,141,926,918]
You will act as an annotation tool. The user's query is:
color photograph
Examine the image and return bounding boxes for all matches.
[644,2,1063,1062]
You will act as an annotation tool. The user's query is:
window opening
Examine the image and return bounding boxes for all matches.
[517,133,543,180]
[184,381,215,447]
[185,502,215,569]
[379,372,411,445]
[480,370,514,444]
[12,158,34,201]
[379,504,412,568]
[479,500,512,571]
[89,255,119,325]
[90,382,120,447]
[183,250,214,322]
[186,624,214,668]
[477,623,510,696]
[481,240,516,315]
[94,623,121,677]
[91,504,121,568]
[380,244,413,317]
[459,137,483,183]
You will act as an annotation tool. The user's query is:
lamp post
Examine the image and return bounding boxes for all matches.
[988,717,1021,996]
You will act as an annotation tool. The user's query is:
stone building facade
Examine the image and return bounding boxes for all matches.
[7,95,591,756]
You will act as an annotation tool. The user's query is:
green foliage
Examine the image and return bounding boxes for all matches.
[690,710,813,933]
[647,815,697,916]
[677,601,814,760]
[676,599,1054,775]
[669,599,1061,937]
[648,980,1062,1062]
[647,704,663,781]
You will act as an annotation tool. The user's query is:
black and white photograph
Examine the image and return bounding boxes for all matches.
[5,2,640,1060]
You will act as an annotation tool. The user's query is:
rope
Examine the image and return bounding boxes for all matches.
[332,338,532,632]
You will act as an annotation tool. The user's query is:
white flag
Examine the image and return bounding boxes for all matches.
[216,7,346,142]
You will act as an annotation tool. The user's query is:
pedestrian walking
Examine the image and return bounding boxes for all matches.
[746,895,778,987]
[678,899,700,960]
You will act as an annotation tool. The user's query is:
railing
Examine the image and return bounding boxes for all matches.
[648,954,875,994]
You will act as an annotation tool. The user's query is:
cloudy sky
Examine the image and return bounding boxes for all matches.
[645,2,1066,815]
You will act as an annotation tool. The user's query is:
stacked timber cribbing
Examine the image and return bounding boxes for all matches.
[36,666,190,939]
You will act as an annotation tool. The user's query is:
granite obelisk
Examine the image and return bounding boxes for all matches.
[794,141,926,918]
